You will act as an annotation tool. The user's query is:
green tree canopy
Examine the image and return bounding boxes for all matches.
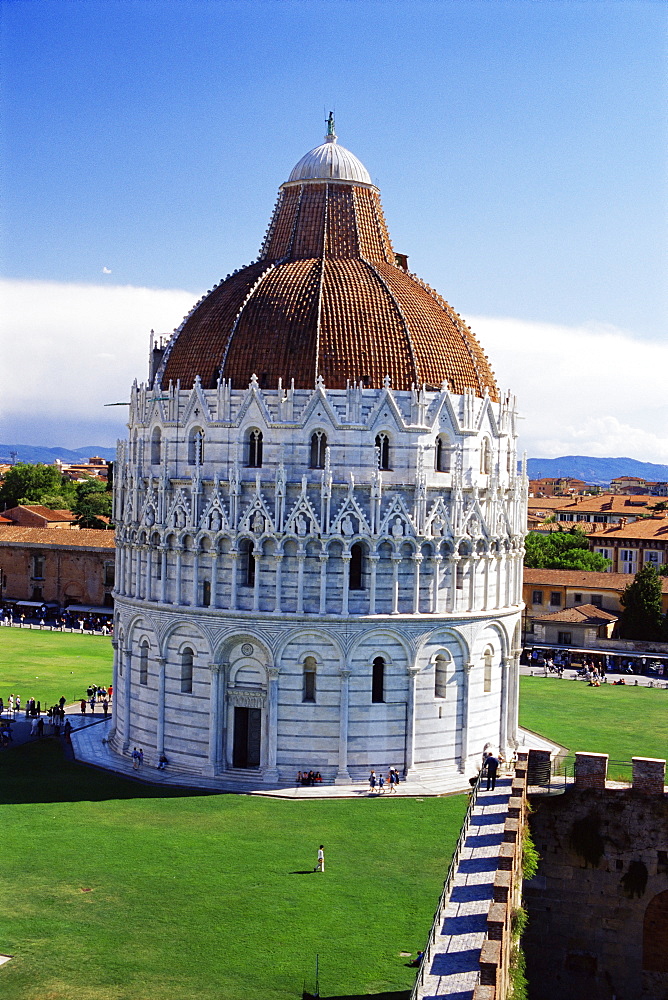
[523,528,611,571]
[71,478,113,529]
[619,564,665,641]
[0,463,76,510]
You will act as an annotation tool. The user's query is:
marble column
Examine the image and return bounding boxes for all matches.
[391,554,401,614]
[175,547,183,605]
[229,551,238,610]
[412,553,422,613]
[192,549,200,606]
[210,549,219,608]
[159,546,168,603]
[432,555,442,613]
[404,666,420,777]
[318,553,327,614]
[109,638,119,741]
[275,553,283,613]
[500,657,510,752]
[156,655,166,757]
[334,668,352,784]
[205,663,224,776]
[341,554,351,615]
[265,666,280,781]
[459,661,474,772]
[449,555,460,613]
[296,550,305,614]
[253,553,262,612]
[122,646,132,751]
[145,546,153,602]
[508,652,520,744]
[368,554,379,614]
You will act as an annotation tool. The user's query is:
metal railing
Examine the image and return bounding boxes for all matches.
[409,771,483,999]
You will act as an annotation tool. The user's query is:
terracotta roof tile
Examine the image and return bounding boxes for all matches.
[535,603,618,625]
[0,526,115,548]
[159,170,498,397]
[523,567,668,594]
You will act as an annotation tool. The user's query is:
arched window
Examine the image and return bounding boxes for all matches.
[151,427,161,466]
[435,435,451,473]
[202,579,211,607]
[434,653,449,699]
[302,656,316,703]
[375,433,390,470]
[131,430,138,464]
[247,429,263,468]
[240,539,255,587]
[188,428,204,466]
[349,542,365,590]
[139,640,149,685]
[480,438,491,475]
[310,431,327,469]
[181,647,194,693]
[372,656,385,703]
[484,648,493,693]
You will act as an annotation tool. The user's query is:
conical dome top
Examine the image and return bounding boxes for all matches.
[158,123,498,400]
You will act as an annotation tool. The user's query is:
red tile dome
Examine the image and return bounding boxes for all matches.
[158,129,498,400]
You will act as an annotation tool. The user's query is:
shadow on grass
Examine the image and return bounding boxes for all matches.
[290,869,318,875]
[303,993,410,999]
[0,738,216,804]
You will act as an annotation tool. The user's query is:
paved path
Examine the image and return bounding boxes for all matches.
[419,775,513,999]
[66,722,555,799]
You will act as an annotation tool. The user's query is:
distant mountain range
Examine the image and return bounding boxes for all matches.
[1,446,667,487]
[0,444,116,465]
[527,456,668,486]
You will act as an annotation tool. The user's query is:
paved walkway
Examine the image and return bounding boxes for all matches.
[65,720,557,798]
[419,775,514,999]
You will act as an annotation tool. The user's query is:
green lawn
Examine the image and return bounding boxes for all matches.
[0,628,112,708]
[3,635,667,1000]
[519,675,668,762]
[0,740,466,1000]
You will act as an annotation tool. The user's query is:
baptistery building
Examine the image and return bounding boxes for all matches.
[110,119,527,787]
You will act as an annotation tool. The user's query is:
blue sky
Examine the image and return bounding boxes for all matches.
[1,0,666,459]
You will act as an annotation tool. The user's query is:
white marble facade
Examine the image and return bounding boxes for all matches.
[110,374,526,786]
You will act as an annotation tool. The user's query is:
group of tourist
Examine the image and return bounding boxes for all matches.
[296,770,323,785]
[0,606,113,634]
[368,768,400,793]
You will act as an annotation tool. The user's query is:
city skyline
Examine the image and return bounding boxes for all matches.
[1,0,666,459]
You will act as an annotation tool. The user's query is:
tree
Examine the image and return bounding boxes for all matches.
[619,565,664,641]
[523,528,611,572]
[71,478,113,529]
[0,463,75,510]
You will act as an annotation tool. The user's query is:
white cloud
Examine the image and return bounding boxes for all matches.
[0,279,196,447]
[469,315,668,464]
[0,279,666,463]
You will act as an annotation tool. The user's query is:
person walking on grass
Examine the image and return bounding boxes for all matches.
[315,845,325,873]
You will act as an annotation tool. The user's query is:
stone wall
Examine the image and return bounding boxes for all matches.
[523,759,668,1000]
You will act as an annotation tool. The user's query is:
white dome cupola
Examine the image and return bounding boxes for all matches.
[287,112,372,185]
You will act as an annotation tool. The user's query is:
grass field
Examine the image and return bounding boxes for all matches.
[0,628,112,708]
[0,740,466,1000]
[2,634,668,999]
[519,674,668,762]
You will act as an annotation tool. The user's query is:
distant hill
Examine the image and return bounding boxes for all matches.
[0,445,116,465]
[527,456,668,486]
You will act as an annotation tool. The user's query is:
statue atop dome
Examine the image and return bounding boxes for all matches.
[326,111,336,139]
